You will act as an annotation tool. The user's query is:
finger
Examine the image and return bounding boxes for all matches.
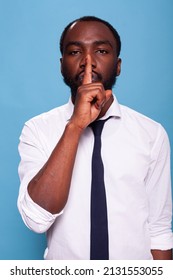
[82,54,92,85]
[93,88,110,110]
[105,89,112,102]
[96,90,112,109]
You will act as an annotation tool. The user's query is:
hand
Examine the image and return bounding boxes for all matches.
[70,55,112,130]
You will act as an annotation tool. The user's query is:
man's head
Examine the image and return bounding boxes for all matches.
[60,16,121,57]
[60,16,122,98]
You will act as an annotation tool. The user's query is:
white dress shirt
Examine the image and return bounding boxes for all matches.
[18,95,173,260]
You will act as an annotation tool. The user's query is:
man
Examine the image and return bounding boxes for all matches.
[18,16,173,260]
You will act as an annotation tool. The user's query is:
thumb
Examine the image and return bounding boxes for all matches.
[105,89,112,102]
[99,90,112,109]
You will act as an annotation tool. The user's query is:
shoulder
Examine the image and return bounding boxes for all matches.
[26,103,70,126]
[20,102,71,143]
[120,104,165,131]
[119,104,169,144]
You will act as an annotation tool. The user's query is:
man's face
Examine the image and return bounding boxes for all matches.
[60,21,121,98]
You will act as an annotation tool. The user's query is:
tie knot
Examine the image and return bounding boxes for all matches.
[90,119,107,137]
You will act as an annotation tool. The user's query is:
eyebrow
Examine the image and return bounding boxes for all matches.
[93,40,113,48]
[65,41,82,48]
[64,40,113,49]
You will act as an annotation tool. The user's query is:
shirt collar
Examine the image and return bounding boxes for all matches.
[65,93,121,121]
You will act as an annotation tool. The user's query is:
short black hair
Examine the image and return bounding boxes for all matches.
[60,16,121,56]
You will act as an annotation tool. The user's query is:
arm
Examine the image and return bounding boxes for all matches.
[151,249,172,260]
[28,55,112,214]
[146,126,173,257]
[28,121,82,214]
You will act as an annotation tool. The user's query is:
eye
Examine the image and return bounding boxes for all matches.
[96,49,109,54]
[69,50,81,55]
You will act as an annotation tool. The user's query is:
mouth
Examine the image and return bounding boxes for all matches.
[77,71,102,83]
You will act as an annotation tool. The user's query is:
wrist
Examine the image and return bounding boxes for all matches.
[66,120,85,136]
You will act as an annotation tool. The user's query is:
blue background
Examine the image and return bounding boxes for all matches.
[0,0,172,259]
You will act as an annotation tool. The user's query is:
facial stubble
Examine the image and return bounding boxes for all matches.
[62,66,117,100]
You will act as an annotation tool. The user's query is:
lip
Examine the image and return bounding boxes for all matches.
[77,71,101,83]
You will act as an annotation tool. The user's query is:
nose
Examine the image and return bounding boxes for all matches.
[79,53,96,70]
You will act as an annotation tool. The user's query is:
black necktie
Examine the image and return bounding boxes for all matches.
[90,119,109,260]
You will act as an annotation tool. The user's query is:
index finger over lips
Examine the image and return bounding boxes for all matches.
[82,54,92,85]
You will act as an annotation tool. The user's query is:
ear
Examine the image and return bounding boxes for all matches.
[116,58,122,76]
[60,58,63,74]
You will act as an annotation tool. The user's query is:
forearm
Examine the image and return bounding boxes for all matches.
[28,121,83,214]
[151,249,172,260]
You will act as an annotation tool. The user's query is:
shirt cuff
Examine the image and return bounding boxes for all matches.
[19,190,63,233]
[151,232,173,250]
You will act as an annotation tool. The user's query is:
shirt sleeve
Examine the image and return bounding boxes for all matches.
[146,124,173,250]
[17,121,62,233]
